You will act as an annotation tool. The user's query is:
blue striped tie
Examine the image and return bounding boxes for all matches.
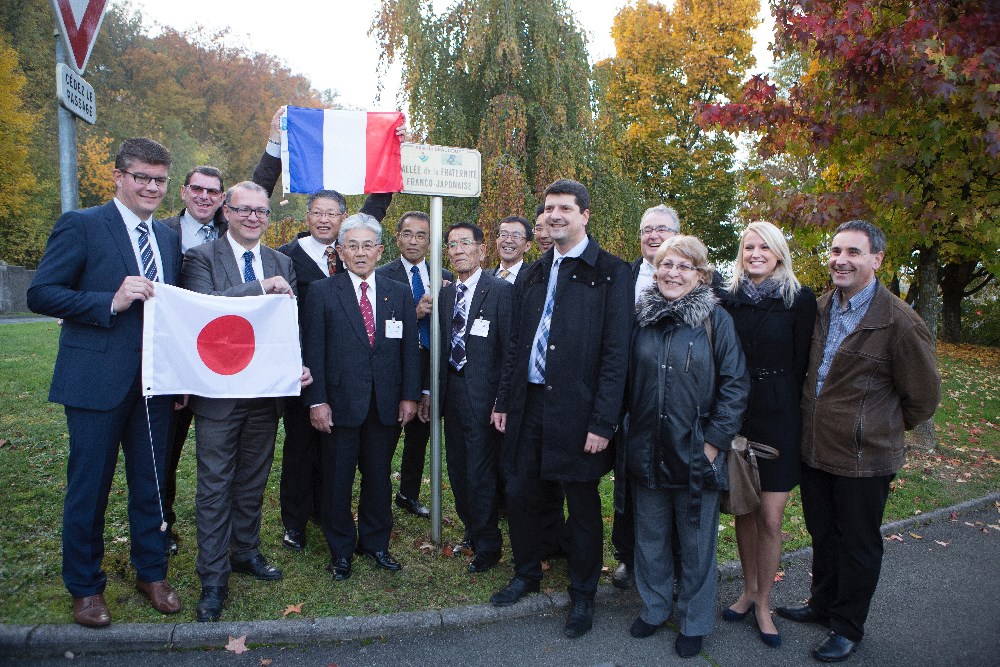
[136,221,158,282]
[533,257,562,380]
[411,265,430,348]
[450,283,468,371]
[242,250,257,282]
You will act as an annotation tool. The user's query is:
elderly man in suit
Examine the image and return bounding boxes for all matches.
[430,222,512,573]
[303,214,421,581]
[27,137,183,627]
[491,179,632,639]
[158,164,227,555]
[493,215,533,285]
[181,180,308,622]
[375,211,454,519]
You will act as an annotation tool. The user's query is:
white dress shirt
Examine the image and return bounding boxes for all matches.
[496,259,523,284]
[400,256,430,298]
[225,232,265,293]
[348,271,377,306]
[113,198,164,282]
[299,234,336,275]
[634,259,656,304]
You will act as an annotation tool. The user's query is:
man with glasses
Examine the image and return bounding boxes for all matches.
[28,138,183,627]
[376,211,454,519]
[493,215,533,285]
[533,203,554,255]
[159,166,227,556]
[302,214,421,580]
[181,181,309,622]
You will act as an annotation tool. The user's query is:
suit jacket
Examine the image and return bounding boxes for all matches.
[438,272,513,424]
[27,201,181,411]
[301,273,421,427]
[277,233,344,331]
[160,207,227,256]
[376,257,454,292]
[180,235,297,420]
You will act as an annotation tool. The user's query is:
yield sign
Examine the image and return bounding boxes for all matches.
[50,0,108,75]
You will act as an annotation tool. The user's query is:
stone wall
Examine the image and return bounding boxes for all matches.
[0,262,36,313]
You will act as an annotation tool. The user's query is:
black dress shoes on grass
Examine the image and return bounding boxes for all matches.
[490,577,540,606]
[611,561,633,590]
[195,586,228,623]
[282,528,306,552]
[357,549,403,571]
[395,493,430,518]
[326,557,352,581]
[813,631,857,662]
[231,553,283,581]
[468,553,500,573]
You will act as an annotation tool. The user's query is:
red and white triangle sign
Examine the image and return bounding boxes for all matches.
[50,0,108,75]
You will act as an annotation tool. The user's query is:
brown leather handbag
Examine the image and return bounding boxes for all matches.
[720,435,780,516]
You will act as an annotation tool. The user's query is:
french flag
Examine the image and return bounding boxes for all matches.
[281,106,405,195]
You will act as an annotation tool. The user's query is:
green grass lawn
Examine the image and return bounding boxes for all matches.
[1,323,997,625]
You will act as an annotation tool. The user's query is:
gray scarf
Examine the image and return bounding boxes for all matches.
[636,284,718,329]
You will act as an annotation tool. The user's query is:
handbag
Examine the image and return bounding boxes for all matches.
[720,435,780,516]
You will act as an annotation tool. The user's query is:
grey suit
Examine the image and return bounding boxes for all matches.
[180,236,297,586]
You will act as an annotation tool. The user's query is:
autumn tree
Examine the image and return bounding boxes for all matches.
[596,0,759,259]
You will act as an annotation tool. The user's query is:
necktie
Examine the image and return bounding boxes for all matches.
[242,250,257,282]
[499,268,511,280]
[136,221,158,282]
[533,257,562,380]
[325,246,337,276]
[411,265,430,348]
[360,281,375,348]
[450,283,468,371]
[199,224,215,243]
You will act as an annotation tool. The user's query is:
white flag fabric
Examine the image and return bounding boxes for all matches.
[142,284,301,398]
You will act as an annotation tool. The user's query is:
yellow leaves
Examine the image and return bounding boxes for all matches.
[282,603,303,617]
[78,134,116,206]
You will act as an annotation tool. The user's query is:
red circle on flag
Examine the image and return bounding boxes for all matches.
[197,315,255,375]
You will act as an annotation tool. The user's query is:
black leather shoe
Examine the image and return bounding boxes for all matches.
[813,631,857,662]
[776,603,828,625]
[231,553,283,581]
[282,528,306,552]
[195,586,227,622]
[611,561,633,590]
[675,633,703,658]
[629,617,664,638]
[326,557,352,581]
[490,577,540,606]
[564,598,594,638]
[395,493,430,518]
[468,553,500,573]
[357,548,403,571]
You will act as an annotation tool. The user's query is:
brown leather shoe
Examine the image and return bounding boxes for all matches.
[72,594,111,627]
[136,579,181,614]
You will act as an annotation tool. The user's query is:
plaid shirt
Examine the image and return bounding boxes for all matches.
[816,278,879,395]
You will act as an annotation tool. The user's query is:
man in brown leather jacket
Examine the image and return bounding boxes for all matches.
[777,220,940,663]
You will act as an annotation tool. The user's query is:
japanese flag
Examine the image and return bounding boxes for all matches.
[142,284,301,398]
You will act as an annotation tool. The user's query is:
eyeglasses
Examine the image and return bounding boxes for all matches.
[122,170,169,187]
[344,242,379,253]
[658,260,697,273]
[184,184,222,197]
[497,231,526,241]
[225,204,270,219]
[641,225,679,236]
[398,231,428,241]
[446,239,479,249]
[308,210,345,220]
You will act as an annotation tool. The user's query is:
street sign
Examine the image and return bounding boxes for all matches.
[51,0,109,75]
[400,143,482,198]
[56,64,96,124]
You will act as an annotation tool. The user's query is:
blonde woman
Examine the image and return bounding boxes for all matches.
[718,221,817,647]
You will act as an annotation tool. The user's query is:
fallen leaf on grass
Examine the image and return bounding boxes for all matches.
[935,540,950,547]
[886,533,904,542]
[0,439,8,448]
[774,571,785,583]
[260,659,273,666]
[226,635,248,654]
[909,532,924,540]
[440,544,455,558]
[950,512,959,521]
[600,565,610,574]
[283,603,303,617]
[416,540,435,554]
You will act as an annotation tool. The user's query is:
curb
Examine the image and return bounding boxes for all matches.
[3,492,998,658]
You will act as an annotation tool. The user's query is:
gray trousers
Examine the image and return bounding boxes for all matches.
[633,483,720,637]
[194,398,279,586]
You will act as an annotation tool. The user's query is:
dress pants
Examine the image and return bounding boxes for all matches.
[507,384,603,600]
[800,463,893,642]
[443,369,502,558]
[611,474,635,566]
[163,404,194,527]
[279,395,324,531]
[62,381,171,597]
[320,399,401,560]
[194,398,279,587]
[632,482,720,637]
[397,348,430,501]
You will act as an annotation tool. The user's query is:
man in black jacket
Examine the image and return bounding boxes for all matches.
[490,179,632,639]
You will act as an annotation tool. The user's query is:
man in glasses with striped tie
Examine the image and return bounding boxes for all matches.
[27,137,184,627]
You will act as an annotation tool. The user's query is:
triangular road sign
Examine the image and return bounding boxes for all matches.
[50,0,109,75]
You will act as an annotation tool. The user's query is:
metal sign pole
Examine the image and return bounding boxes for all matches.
[55,29,79,213]
[428,195,443,544]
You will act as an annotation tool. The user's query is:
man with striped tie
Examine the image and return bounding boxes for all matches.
[27,138,184,627]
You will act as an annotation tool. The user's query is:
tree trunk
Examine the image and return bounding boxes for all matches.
[910,243,939,450]
[939,261,971,343]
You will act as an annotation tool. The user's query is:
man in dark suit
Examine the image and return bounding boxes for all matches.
[302,214,421,581]
[493,215,533,285]
[490,179,632,639]
[431,222,512,573]
[158,165,227,556]
[27,137,183,627]
[375,211,453,519]
[181,180,306,622]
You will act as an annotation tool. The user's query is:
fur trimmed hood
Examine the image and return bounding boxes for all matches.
[635,284,718,329]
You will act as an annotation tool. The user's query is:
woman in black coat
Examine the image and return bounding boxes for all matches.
[717,221,817,648]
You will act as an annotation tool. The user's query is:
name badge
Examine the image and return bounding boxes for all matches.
[385,320,403,339]
[470,318,490,337]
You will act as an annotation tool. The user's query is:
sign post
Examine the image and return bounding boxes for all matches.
[401,143,481,544]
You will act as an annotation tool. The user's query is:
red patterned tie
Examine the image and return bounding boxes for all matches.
[360,281,375,348]
[325,246,337,276]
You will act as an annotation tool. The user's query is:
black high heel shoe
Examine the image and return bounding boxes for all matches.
[722,602,755,622]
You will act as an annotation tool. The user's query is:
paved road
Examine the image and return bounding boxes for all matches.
[5,501,998,667]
